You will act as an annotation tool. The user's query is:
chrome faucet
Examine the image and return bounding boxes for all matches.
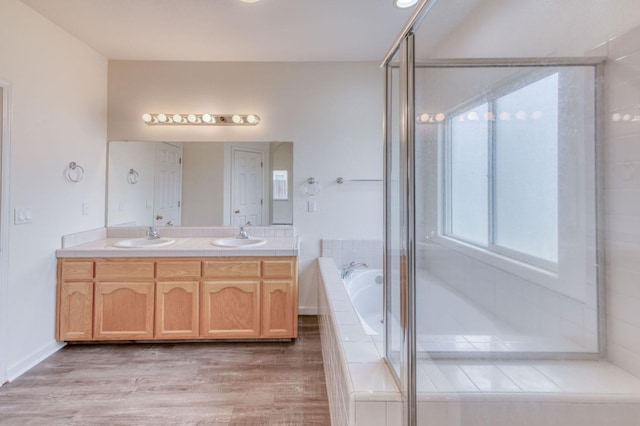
[237,221,251,239]
[146,226,160,240]
[341,261,368,279]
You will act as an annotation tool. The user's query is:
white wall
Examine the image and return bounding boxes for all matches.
[0,0,107,381]
[108,61,384,313]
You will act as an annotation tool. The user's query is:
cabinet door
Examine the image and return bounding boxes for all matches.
[59,282,93,341]
[262,280,296,338]
[156,281,199,339]
[94,282,155,340]
[201,281,260,338]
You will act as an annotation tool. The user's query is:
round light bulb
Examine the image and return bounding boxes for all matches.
[247,114,258,124]
[623,114,632,121]
[157,113,167,123]
[142,113,152,123]
[202,114,213,123]
[172,114,182,123]
[232,114,243,124]
[435,113,445,122]
[515,111,527,120]
[498,111,511,121]
[612,113,622,122]
[467,111,479,121]
[187,114,197,123]
[531,111,543,120]
[417,113,430,123]
[394,0,418,8]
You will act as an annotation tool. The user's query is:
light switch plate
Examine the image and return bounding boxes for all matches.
[14,208,32,224]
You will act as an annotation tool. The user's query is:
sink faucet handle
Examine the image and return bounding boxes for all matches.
[146,226,160,240]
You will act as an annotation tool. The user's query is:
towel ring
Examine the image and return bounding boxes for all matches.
[66,162,85,183]
[127,168,140,184]
[303,177,321,196]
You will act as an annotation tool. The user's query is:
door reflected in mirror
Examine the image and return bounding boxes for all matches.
[107,141,293,227]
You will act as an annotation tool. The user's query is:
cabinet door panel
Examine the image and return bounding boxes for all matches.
[95,261,154,280]
[59,282,93,341]
[156,281,199,338]
[203,260,260,278]
[94,282,154,339]
[61,261,94,280]
[201,281,260,338]
[262,259,295,279]
[157,261,201,279]
[262,280,296,338]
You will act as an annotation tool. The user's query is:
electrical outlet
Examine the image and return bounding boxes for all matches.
[308,200,317,212]
[82,202,90,216]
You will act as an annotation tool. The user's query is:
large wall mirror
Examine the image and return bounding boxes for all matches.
[107,141,293,227]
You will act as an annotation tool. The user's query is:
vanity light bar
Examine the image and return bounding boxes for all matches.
[142,113,261,126]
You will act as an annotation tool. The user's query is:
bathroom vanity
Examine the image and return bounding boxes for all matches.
[56,230,299,343]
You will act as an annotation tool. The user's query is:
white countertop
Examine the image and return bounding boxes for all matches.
[56,237,299,258]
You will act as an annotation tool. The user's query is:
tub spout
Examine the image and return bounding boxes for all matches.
[341,261,368,279]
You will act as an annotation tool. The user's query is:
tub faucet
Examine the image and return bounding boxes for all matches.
[237,221,251,239]
[341,261,368,279]
[146,226,160,240]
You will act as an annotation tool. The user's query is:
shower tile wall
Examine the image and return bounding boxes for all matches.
[321,240,383,270]
[589,24,640,377]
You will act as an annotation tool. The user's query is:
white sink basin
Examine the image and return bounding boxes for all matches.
[211,238,267,248]
[113,238,175,248]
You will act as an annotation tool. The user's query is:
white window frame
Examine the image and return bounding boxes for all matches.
[441,71,561,274]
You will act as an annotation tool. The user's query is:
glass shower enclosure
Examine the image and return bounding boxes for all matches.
[383,3,604,425]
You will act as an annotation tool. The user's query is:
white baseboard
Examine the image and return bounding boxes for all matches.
[7,340,65,382]
[299,306,318,315]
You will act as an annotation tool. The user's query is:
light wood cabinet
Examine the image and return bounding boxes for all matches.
[156,281,199,338]
[57,256,298,342]
[94,282,155,340]
[201,281,261,338]
[59,281,93,341]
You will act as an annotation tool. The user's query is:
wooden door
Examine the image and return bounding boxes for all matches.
[59,282,93,341]
[155,281,199,338]
[94,282,155,340]
[201,281,260,338]
[231,149,263,226]
[154,142,182,226]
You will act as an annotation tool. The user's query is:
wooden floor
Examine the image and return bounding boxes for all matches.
[0,316,330,425]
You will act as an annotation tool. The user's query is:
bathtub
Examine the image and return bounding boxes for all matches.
[344,269,384,336]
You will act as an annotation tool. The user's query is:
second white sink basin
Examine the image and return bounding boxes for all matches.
[211,238,267,248]
[114,238,175,248]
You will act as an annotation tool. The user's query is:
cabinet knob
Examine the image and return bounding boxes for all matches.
[234,210,240,214]
[156,215,163,220]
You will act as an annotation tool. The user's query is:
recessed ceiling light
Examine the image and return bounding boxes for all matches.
[240,0,260,3]
[394,0,418,8]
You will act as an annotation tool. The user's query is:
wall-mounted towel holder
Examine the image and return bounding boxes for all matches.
[303,177,321,196]
[127,169,140,184]
[66,162,85,183]
[336,177,383,184]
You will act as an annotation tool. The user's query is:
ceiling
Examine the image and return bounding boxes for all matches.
[20,0,417,62]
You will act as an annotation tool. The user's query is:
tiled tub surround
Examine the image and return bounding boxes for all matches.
[318,257,640,426]
[57,226,298,257]
[321,239,383,270]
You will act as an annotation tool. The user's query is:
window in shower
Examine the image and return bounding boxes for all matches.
[444,73,559,268]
